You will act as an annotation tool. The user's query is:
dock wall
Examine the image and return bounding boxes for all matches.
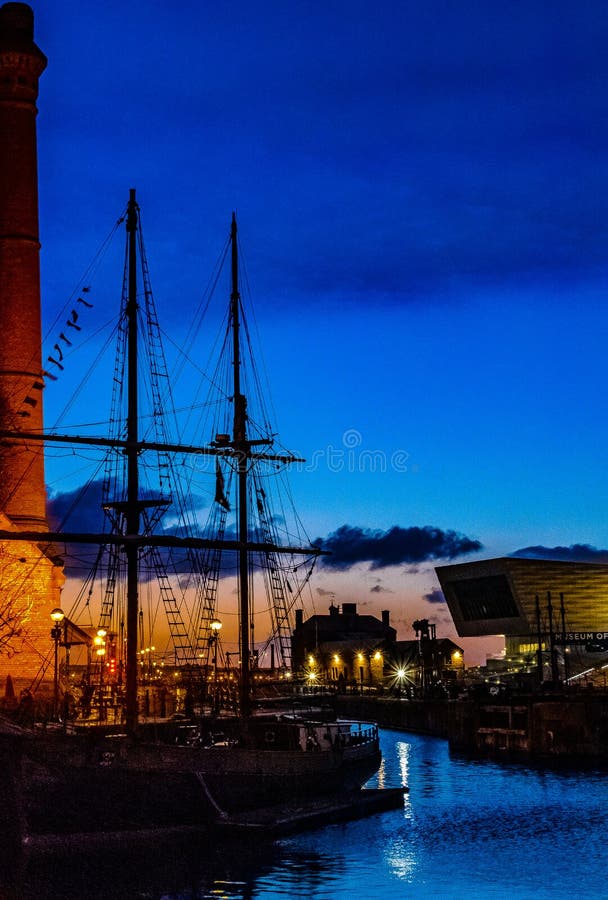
[334,696,449,737]
[449,695,608,761]
[335,693,608,762]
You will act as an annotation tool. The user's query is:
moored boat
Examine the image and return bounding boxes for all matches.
[2,192,383,841]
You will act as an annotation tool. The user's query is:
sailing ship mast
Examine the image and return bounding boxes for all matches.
[0,193,325,727]
[230,212,275,716]
[231,213,251,715]
[125,188,140,733]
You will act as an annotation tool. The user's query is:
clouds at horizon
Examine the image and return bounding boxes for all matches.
[424,588,446,605]
[511,544,608,563]
[47,479,483,577]
[315,525,482,570]
[47,478,210,578]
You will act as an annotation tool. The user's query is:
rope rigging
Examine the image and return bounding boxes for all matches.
[16,199,326,714]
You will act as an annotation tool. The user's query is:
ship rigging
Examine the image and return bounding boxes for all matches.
[0,189,324,728]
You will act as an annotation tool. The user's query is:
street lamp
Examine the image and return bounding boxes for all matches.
[94,628,107,720]
[396,667,406,696]
[357,652,364,692]
[372,650,383,691]
[50,607,65,719]
[210,618,222,715]
[452,650,465,679]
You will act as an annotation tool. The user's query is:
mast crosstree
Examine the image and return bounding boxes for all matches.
[0,194,325,726]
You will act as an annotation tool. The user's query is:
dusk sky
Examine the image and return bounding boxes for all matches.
[31,1,608,663]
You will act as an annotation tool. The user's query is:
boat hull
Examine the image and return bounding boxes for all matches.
[18,722,381,836]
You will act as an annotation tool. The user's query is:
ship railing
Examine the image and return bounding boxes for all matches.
[338,720,378,747]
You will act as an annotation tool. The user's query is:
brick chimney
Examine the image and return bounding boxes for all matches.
[0,3,48,530]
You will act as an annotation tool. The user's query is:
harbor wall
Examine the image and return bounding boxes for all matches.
[449,694,608,761]
[334,695,449,737]
[335,693,608,761]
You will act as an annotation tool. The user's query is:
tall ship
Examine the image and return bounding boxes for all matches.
[0,191,384,841]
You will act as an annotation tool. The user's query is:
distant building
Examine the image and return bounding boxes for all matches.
[435,557,608,680]
[291,603,396,688]
[290,604,464,694]
[390,634,464,695]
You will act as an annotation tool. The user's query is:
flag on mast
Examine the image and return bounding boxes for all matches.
[215,459,230,510]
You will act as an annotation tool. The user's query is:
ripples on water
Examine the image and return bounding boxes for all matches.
[14,729,608,899]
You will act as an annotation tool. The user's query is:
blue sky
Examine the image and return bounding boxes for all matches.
[30,1,608,662]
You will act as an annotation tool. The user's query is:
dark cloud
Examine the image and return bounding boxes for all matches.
[46,479,309,582]
[315,525,482,570]
[46,480,108,575]
[424,588,446,605]
[47,478,210,578]
[370,584,393,594]
[47,479,105,534]
[38,1,608,322]
[511,544,608,563]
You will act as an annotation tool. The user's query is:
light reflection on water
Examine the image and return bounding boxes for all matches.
[13,728,608,899]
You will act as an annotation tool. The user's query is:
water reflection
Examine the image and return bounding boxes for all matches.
[10,729,608,899]
[396,738,410,787]
[14,834,275,900]
[375,754,386,789]
[384,833,418,881]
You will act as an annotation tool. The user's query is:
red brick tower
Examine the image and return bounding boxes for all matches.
[0,2,47,531]
[0,5,64,699]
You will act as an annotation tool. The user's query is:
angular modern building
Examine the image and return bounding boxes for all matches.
[435,557,608,671]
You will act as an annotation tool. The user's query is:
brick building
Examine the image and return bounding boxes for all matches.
[291,603,397,688]
[0,4,64,697]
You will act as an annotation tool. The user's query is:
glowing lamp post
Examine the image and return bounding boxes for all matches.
[452,650,465,680]
[210,618,222,714]
[372,650,383,691]
[94,628,107,720]
[307,656,317,693]
[357,653,364,692]
[395,667,406,696]
[50,607,65,719]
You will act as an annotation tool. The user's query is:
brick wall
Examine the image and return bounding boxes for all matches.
[0,512,64,701]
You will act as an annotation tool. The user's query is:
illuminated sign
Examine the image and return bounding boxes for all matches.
[553,632,608,646]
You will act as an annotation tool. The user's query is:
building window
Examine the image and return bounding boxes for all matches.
[452,575,519,621]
